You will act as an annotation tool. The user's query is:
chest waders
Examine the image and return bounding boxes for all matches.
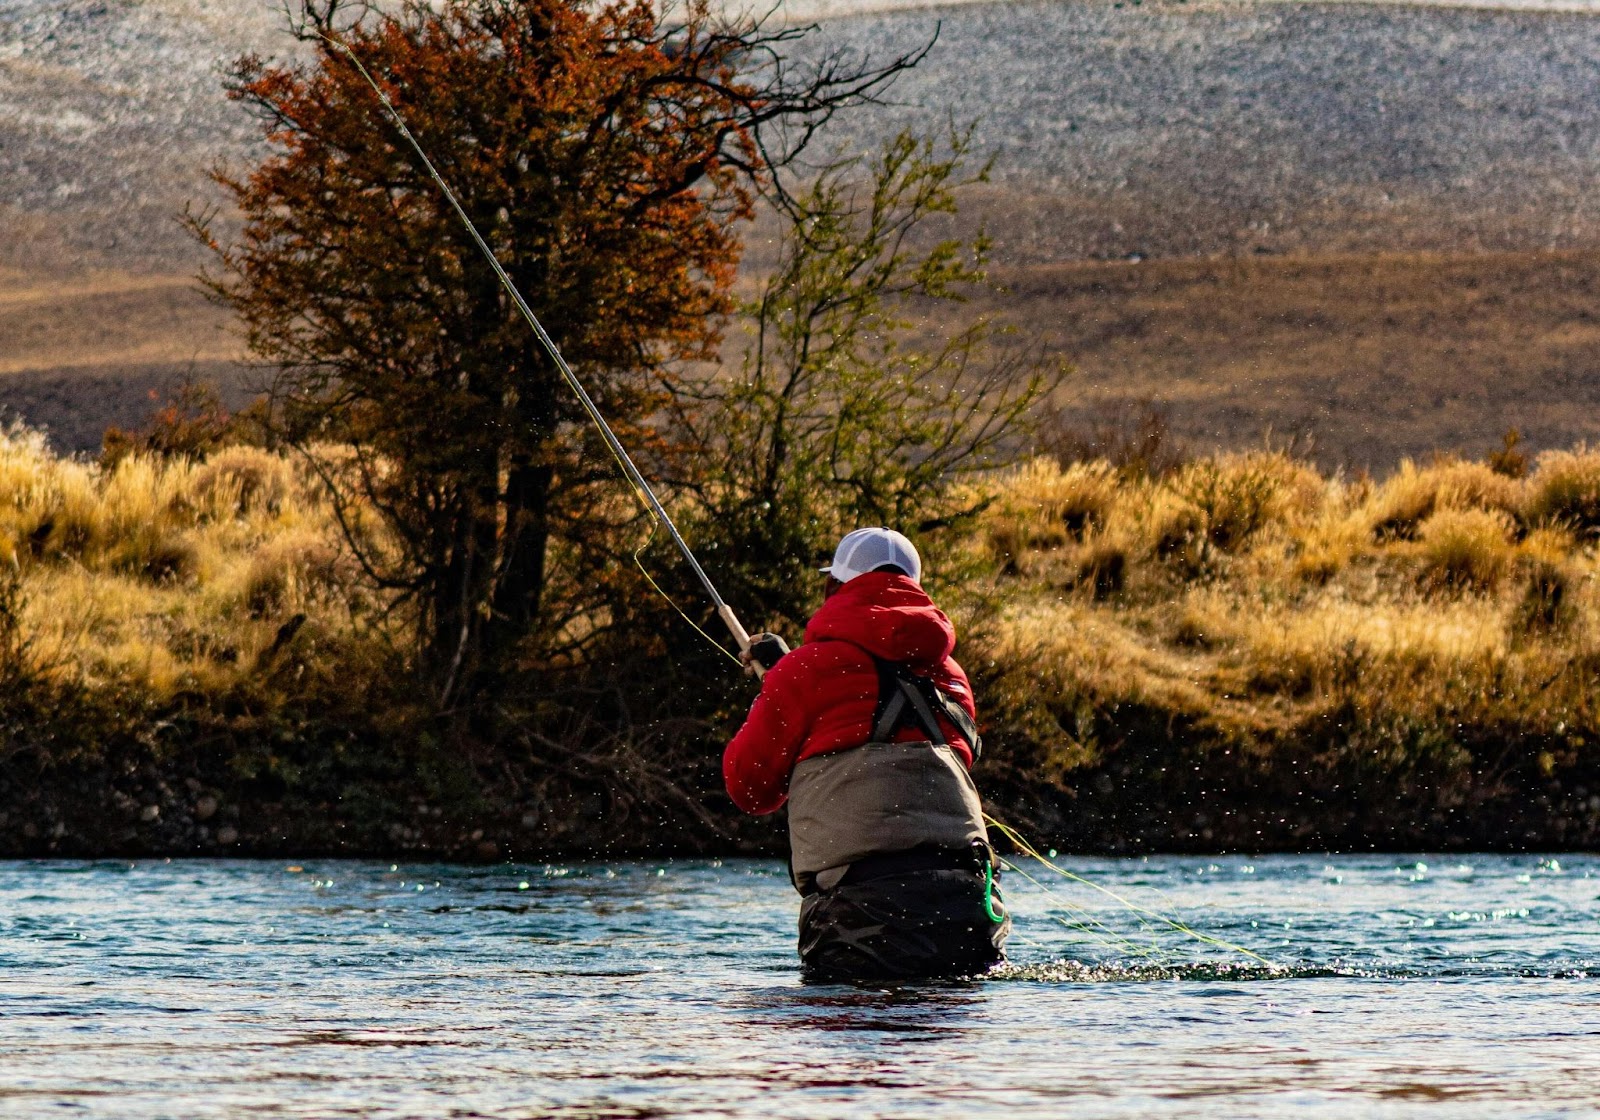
[786,652,1010,981]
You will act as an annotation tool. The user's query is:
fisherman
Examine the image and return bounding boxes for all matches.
[724,527,1010,982]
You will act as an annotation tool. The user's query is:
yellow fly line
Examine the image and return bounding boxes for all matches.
[986,815,1277,968]
[996,852,1175,963]
[630,522,744,668]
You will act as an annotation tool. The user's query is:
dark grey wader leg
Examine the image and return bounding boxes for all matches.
[797,851,1010,983]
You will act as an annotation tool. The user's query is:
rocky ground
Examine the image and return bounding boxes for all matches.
[805,0,1600,260]
[11,0,1600,269]
[7,0,1600,460]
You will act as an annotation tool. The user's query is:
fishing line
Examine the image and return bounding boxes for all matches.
[996,853,1173,962]
[998,857,1164,959]
[323,33,756,665]
[631,523,743,667]
[988,815,1275,967]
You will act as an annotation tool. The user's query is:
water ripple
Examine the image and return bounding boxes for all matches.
[2,854,1599,1117]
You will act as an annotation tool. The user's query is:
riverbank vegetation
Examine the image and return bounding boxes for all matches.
[968,443,1600,850]
[5,420,1600,854]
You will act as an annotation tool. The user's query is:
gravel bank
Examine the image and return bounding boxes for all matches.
[6,0,1600,269]
[803,0,1600,260]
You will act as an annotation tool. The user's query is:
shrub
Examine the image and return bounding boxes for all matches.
[1145,488,1208,575]
[56,455,211,586]
[99,379,239,468]
[1512,527,1579,636]
[1170,610,1216,649]
[1163,452,1320,561]
[1514,557,1574,636]
[1524,446,1600,533]
[1415,507,1514,592]
[1071,537,1129,600]
[995,459,1120,549]
[243,534,346,618]
[1292,514,1368,584]
[1367,457,1522,541]
[139,536,201,585]
[190,446,291,520]
[1488,428,1529,479]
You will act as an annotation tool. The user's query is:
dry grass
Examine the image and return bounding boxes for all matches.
[972,448,1600,756]
[0,426,378,704]
[5,421,1600,787]
[1523,445,1600,533]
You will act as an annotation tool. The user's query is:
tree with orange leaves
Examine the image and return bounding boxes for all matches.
[190,0,923,704]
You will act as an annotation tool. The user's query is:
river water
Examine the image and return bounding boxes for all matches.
[2,853,1598,1117]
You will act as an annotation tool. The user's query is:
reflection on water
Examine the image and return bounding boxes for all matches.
[2,855,1599,1117]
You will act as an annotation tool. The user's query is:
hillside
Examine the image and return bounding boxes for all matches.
[7,0,1600,460]
[988,248,1600,470]
[0,270,250,450]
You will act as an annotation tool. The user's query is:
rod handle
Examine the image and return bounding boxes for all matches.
[717,605,765,680]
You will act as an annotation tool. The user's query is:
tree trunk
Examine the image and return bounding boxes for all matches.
[429,452,503,705]
[489,455,554,657]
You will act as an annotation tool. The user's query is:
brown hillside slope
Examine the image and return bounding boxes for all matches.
[0,271,250,451]
[7,248,1600,467]
[985,249,1600,471]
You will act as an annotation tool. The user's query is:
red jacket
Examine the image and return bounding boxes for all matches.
[722,572,977,815]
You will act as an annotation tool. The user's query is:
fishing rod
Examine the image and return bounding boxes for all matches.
[324,35,775,675]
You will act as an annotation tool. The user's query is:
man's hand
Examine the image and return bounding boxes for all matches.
[742,633,790,676]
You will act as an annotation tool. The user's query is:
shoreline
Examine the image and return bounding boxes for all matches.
[3,719,1595,861]
[5,440,1600,862]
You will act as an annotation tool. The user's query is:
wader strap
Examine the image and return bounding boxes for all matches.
[870,657,983,761]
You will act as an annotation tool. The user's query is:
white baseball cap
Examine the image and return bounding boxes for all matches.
[819,527,922,584]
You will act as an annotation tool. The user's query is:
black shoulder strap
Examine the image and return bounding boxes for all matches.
[869,656,983,762]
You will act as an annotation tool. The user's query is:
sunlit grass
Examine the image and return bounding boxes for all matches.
[973,448,1600,757]
[0,427,382,706]
[5,425,1600,776]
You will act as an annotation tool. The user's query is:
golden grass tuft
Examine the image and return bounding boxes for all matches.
[1512,526,1581,637]
[1069,535,1130,600]
[1365,457,1523,541]
[1170,453,1306,552]
[1290,510,1369,584]
[242,532,348,618]
[190,445,292,520]
[1523,445,1600,533]
[987,458,1120,574]
[1414,507,1514,592]
[0,427,372,704]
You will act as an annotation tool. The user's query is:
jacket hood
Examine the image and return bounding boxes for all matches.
[803,572,956,668]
